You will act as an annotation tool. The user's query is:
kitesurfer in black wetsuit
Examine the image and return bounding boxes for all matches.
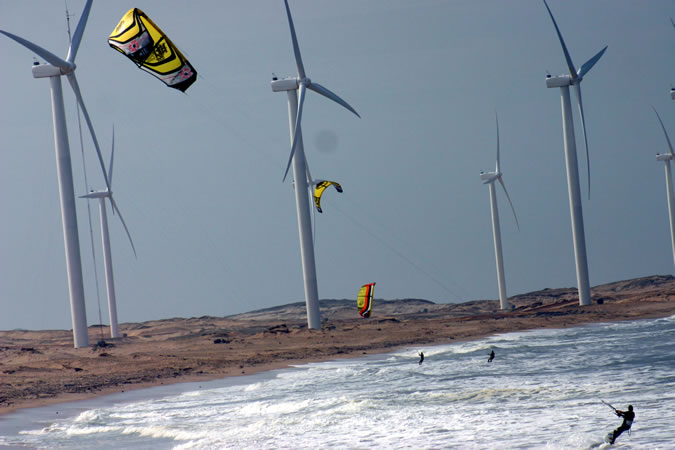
[488,350,495,363]
[608,405,634,444]
[418,352,424,365]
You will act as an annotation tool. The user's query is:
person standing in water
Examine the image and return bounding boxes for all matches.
[608,405,634,444]
[488,350,495,363]
[418,352,424,365]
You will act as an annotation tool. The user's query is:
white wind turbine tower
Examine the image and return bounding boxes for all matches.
[542,0,607,306]
[271,0,360,329]
[480,114,520,311]
[81,128,136,339]
[1,0,110,347]
[652,107,675,268]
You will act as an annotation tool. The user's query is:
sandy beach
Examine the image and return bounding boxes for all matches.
[1,275,674,416]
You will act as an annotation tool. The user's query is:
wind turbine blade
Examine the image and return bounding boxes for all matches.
[66,73,111,191]
[574,83,591,199]
[109,125,115,186]
[111,196,137,258]
[283,0,305,79]
[653,106,675,155]
[577,46,607,79]
[498,177,520,231]
[66,0,93,64]
[495,112,501,173]
[308,82,360,118]
[0,30,71,70]
[542,0,576,79]
[283,82,307,182]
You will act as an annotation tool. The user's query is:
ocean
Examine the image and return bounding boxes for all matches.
[1,315,673,449]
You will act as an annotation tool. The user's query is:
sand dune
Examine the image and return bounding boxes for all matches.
[1,275,674,415]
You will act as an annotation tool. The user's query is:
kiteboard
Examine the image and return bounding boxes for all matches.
[588,434,612,449]
[605,432,614,444]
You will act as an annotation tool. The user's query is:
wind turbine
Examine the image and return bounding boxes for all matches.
[542,0,607,306]
[271,0,360,329]
[81,127,136,339]
[479,114,519,311]
[1,0,110,347]
[652,107,675,268]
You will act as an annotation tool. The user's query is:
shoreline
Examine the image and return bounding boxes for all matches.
[2,284,674,417]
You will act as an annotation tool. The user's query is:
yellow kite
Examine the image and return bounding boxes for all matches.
[108,8,197,92]
[313,180,342,213]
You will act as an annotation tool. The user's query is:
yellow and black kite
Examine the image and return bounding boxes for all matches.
[108,8,197,92]
[313,180,343,213]
[357,282,375,318]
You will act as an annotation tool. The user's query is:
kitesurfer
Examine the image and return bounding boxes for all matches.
[608,405,634,444]
[488,350,495,363]
[418,351,424,365]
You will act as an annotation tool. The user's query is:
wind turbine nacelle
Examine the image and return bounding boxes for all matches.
[32,63,62,79]
[656,153,675,162]
[271,76,299,92]
[545,74,572,88]
[80,190,109,199]
[480,172,499,183]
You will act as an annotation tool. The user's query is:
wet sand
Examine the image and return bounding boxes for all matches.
[2,275,674,415]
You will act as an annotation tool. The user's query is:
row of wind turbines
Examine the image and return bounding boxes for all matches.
[2,1,673,347]
[481,0,675,312]
[1,0,359,347]
[1,0,134,347]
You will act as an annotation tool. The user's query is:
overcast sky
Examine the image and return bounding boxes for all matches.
[1,0,673,331]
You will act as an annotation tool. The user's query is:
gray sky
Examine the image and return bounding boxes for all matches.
[1,0,673,331]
